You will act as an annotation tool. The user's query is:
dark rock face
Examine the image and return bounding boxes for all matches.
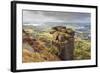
[50,26,75,60]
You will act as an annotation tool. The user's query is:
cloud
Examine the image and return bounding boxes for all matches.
[23,10,91,25]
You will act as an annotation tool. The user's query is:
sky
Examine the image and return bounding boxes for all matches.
[23,10,91,26]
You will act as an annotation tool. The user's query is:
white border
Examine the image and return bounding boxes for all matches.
[16,4,96,70]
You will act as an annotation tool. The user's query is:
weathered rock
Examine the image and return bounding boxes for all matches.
[50,26,75,60]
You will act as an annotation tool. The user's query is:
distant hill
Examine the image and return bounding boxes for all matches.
[23,22,91,40]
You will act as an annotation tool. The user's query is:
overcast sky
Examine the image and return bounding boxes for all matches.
[23,10,91,25]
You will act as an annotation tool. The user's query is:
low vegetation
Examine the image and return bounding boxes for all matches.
[22,25,91,63]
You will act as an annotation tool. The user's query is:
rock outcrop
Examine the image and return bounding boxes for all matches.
[22,26,75,63]
[50,26,75,60]
[22,29,60,63]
